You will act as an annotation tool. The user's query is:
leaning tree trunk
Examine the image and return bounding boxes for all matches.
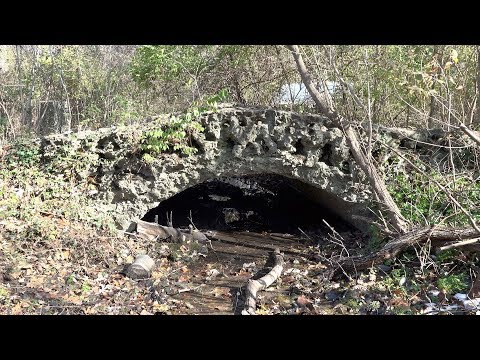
[287,45,409,234]
[332,226,480,277]
[287,45,480,278]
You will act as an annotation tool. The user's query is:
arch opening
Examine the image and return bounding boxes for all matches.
[141,173,355,236]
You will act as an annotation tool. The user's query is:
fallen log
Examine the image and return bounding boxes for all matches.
[242,248,284,315]
[136,220,207,243]
[333,226,480,277]
[124,254,155,280]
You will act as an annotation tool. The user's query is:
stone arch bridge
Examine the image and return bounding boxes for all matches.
[41,105,447,232]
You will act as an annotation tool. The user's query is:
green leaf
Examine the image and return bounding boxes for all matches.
[451,49,459,64]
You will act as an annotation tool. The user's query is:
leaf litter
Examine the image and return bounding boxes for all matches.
[1,216,480,315]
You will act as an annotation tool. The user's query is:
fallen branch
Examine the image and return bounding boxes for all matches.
[177,284,205,294]
[439,237,480,251]
[136,220,207,243]
[242,248,284,315]
[457,122,480,147]
[333,226,480,277]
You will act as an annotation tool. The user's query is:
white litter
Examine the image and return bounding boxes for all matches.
[463,298,480,311]
[422,303,462,315]
[242,262,256,270]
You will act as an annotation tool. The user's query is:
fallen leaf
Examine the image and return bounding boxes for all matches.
[185,302,194,309]
[211,287,231,298]
[65,294,83,305]
[276,294,293,307]
[392,289,404,297]
[178,275,189,282]
[11,303,23,315]
[140,309,153,315]
[206,269,220,280]
[308,263,327,270]
[256,304,271,315]
[153,303,170,313]
[297,295,311,307]
[151,271,164,279]
[388,297,409,307]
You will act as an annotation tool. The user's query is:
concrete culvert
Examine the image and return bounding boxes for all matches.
[141,173,355,236]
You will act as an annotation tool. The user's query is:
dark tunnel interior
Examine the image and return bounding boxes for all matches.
[141,174,352,235]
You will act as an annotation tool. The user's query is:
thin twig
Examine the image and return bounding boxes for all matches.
[439,237,480,251]
[187,210,197,230]
[297,227,314,242]
[177,284,205,294]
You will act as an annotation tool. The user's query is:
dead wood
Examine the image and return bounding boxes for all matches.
[136,219,207,243]
[242,248,285,315]
[125,254,155,280]
[332,226,480,277]
[438,237,480,251]
[457,122,480,147]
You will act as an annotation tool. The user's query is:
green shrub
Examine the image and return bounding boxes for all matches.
[141,90,227,157]
[385,157,480,226]
[435,249,459,264]
[437,273,469,295]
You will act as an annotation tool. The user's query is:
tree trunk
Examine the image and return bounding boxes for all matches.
[287,45,409,234]
[427,45,439,129]
[427,93,436,129]
[229,53,246,104]
[474,45,480,126]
